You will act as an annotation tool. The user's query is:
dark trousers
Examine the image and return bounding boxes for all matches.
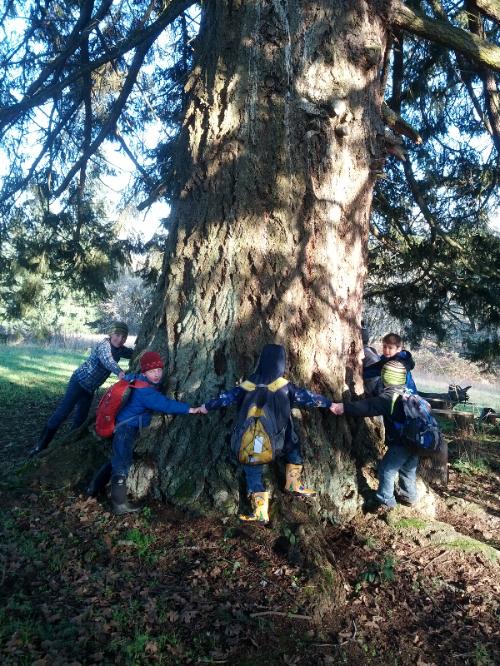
[46,374,93,432]
[111,424,139,478]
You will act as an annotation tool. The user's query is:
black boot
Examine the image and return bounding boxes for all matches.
[29,426,57,458]
[111,475,141,515]
[85,462,112,498]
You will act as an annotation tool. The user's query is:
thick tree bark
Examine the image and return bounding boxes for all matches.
[136,0,388,521]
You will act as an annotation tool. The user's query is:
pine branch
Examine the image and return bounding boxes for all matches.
[392,2,500,71]
[0,0,193,128]
[26,0,112,99]
[52,37,154,198]
[465,1,500,155]
[402,160,463,251]
[0,101,81,205]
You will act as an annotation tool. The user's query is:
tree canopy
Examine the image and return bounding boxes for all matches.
[0,0,498,360]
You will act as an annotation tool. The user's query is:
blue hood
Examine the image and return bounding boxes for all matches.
[248,344,286,385]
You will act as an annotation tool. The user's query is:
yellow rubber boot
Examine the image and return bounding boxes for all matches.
[239,491,270,524]
[285,463,316,497]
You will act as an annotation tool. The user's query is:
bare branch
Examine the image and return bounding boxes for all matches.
[475,0,500,23]
[114,130,155,186]
[382,102,422,143]
[392,2,500,71]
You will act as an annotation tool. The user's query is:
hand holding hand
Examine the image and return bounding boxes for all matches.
[329,402,344,416]
[189,405,208,414]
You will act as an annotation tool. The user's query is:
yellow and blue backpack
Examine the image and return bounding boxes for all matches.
[231,377,290,465]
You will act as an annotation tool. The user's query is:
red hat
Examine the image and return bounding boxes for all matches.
[140,351,164,373]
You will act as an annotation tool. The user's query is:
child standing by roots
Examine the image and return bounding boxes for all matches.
[200,344,333,524]
[331,360,420,511]
[106,351,204,514]
[30,321,133,457]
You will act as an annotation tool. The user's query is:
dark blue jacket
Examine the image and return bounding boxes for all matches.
[344,387,406,446]
[205,343,331,413]
[205,344,331,452]
[363,350,417,393]
[116,373,190,429]
[204,383,332,413]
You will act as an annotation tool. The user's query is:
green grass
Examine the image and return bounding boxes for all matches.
[443,537,499,563]
[0,344,130,456]
[414,374,500,412]
[392,517,428,530]
[451,458,490,475]
[0,345,87,395]
[0,344,131,393]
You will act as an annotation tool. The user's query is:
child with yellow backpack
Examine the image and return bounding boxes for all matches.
[199,344,333,523]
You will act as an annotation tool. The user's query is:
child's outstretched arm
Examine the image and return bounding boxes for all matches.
[142,390,191,416]
[331,395,389,418]
[202,386,245,412]
[289,384,332,410]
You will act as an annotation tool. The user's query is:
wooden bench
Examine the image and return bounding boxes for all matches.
[432,408,476,431]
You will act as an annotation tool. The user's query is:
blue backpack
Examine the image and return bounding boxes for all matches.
[398,389,443,456]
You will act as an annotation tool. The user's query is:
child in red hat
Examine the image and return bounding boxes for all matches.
[93,350,204,514]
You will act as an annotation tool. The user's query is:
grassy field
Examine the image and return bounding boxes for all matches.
[0,345,128,457]
[413,374,500,412]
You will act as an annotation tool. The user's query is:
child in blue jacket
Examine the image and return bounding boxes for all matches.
[105,350,203,514]
[200,344,333,524]
[331,360,420,511]
[363,332,417,395]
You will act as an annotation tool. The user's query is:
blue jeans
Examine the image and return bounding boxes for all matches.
[376,444,419,508]
[47,374,94,431]
[242,422,303,493]
[111,424,138,478]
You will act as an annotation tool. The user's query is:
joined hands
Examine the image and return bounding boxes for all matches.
[189,405,209,415]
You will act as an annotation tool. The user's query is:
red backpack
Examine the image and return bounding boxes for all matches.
[95,379,149,438]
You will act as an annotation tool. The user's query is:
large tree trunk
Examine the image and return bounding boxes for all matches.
[136,0,388,521]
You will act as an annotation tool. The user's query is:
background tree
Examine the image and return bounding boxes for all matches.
[367,1,500,366]
[92,268,155,336]
[0,178,133,336]
[0,2,497,352]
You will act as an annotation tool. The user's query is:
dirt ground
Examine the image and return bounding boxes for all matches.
[1,421,499,665]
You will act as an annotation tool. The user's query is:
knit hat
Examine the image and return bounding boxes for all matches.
[381,360,407,387]
[109,321,129,337]
[140,351,164,373]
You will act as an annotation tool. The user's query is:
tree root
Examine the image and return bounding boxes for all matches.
[20,425,109,491]
[275,494,346,625]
